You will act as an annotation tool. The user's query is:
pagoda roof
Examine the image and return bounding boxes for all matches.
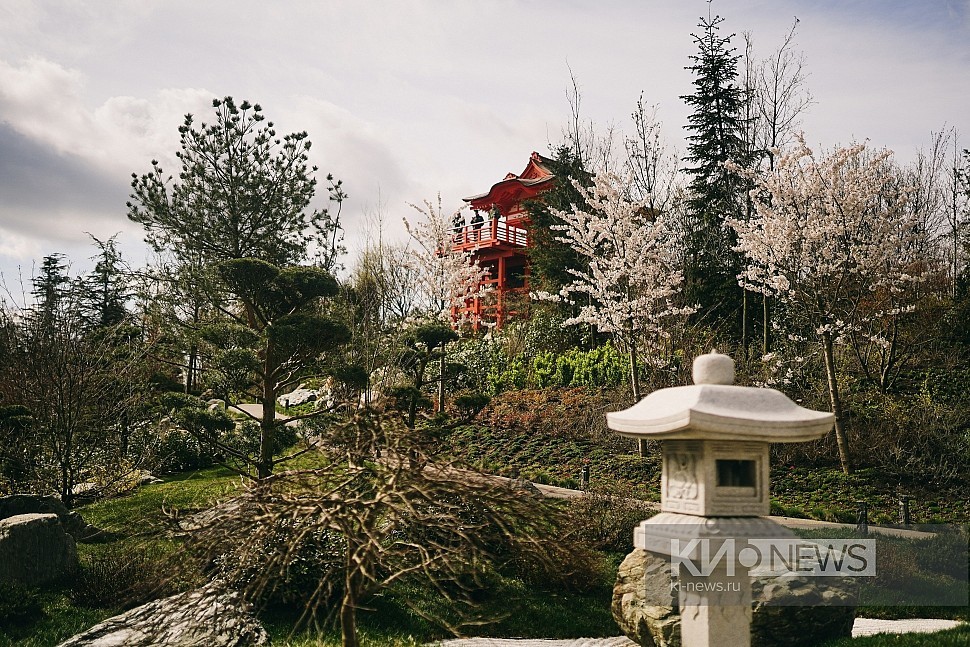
[463,151,556,211]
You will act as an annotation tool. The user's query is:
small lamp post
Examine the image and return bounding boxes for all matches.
[606,351,834,647]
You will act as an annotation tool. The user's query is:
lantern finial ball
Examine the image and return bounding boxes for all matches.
[692,350,735,385]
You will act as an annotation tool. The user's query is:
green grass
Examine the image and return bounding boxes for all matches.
[820,624,970,646]
[0,590,113,647]
[79,465,243,537]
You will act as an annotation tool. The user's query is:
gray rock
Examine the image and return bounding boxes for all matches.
[612,549,680,647]
[177,497,253,533]
[277,387,318,407]
[0,493,95,540]
[0,513,78,586]
[613,549,856,647]
[134,470,164,486]
[56,581,269,647]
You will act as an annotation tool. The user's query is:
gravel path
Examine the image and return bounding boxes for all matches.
[436,617,964,646]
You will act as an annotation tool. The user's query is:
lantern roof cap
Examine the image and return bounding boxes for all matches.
[606,352,833,443]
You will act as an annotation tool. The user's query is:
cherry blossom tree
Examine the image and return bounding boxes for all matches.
[403,195,490,324]
[727,136,918,474]
[403,196,490,411]
[537,172,689,405]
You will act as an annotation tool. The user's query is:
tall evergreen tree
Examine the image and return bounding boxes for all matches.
[127,97,350,478]
[31,253,70,324]
[78,235,130,329]
[680,7,752,337]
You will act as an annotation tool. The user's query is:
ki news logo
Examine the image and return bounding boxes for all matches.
[670,538,877,577]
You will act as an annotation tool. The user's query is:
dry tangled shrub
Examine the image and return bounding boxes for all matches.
[189,407,583,647]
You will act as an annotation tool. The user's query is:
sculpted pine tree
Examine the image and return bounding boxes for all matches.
[727,136,918,474]
[127,97,349,478]
[205,259,350,478]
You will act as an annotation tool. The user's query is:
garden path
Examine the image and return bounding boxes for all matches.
[436,617,965,645]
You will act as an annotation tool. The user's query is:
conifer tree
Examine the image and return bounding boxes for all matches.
[30,253,70,325]
[680,6,752,336]
[78,235,130,329]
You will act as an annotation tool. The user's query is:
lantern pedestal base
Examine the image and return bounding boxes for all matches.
[679,565,752,647]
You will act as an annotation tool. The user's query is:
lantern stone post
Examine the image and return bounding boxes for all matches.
[607,352,834,647]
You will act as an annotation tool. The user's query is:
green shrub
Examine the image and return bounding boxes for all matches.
[922,368,970,406]
[212,518,344,610]
[531,345,626,389]
[221,420,300,459]
[487,357,528,394]
[152,427,216,473]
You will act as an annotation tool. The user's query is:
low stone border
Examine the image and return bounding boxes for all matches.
[851,618,964,637]
[435,618,965,646]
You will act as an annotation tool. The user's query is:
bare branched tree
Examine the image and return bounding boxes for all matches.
[0,294,152,505]
[752,19,814,167]
[563,65,619,175]
[190,408,578,647]
[624,94,681,214]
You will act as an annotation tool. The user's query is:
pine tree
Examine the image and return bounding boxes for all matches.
[680,7,752,336]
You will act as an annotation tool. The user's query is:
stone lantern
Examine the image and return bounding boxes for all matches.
[607,351,834,647]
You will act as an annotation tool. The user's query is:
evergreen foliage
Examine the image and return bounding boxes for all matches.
[523,146,592,293]
[127,96,344,269]
[77,235,130,329]
[199,258,351,478]
[680,9,753,335]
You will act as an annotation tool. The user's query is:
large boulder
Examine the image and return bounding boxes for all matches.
[277,385,319,408]
[0,513,78,586]
[56,581,269,647]
[613,549,856,647]
[0,493,95,540]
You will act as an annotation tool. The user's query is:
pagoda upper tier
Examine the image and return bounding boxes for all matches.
[462,151,555,220]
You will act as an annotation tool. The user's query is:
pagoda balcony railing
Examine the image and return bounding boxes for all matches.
[451,220,528,252]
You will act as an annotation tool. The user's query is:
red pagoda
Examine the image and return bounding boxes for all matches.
[453,152,556,328]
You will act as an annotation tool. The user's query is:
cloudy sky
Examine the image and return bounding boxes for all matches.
[1,0,968,287]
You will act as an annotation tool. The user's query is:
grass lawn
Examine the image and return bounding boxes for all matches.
[821,625,970,646]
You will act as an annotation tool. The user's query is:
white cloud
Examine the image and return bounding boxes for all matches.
[0,226,41,261]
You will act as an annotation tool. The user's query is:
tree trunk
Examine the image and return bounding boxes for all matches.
[185,343,198,394]
[628,336,648,458]
[258,344,276,479]
[628,337,641,402]
[741,289,749,360]
[437,352,445,413]
[762,295,770,356]
[340,572,360,647]
[822,333,851,475]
